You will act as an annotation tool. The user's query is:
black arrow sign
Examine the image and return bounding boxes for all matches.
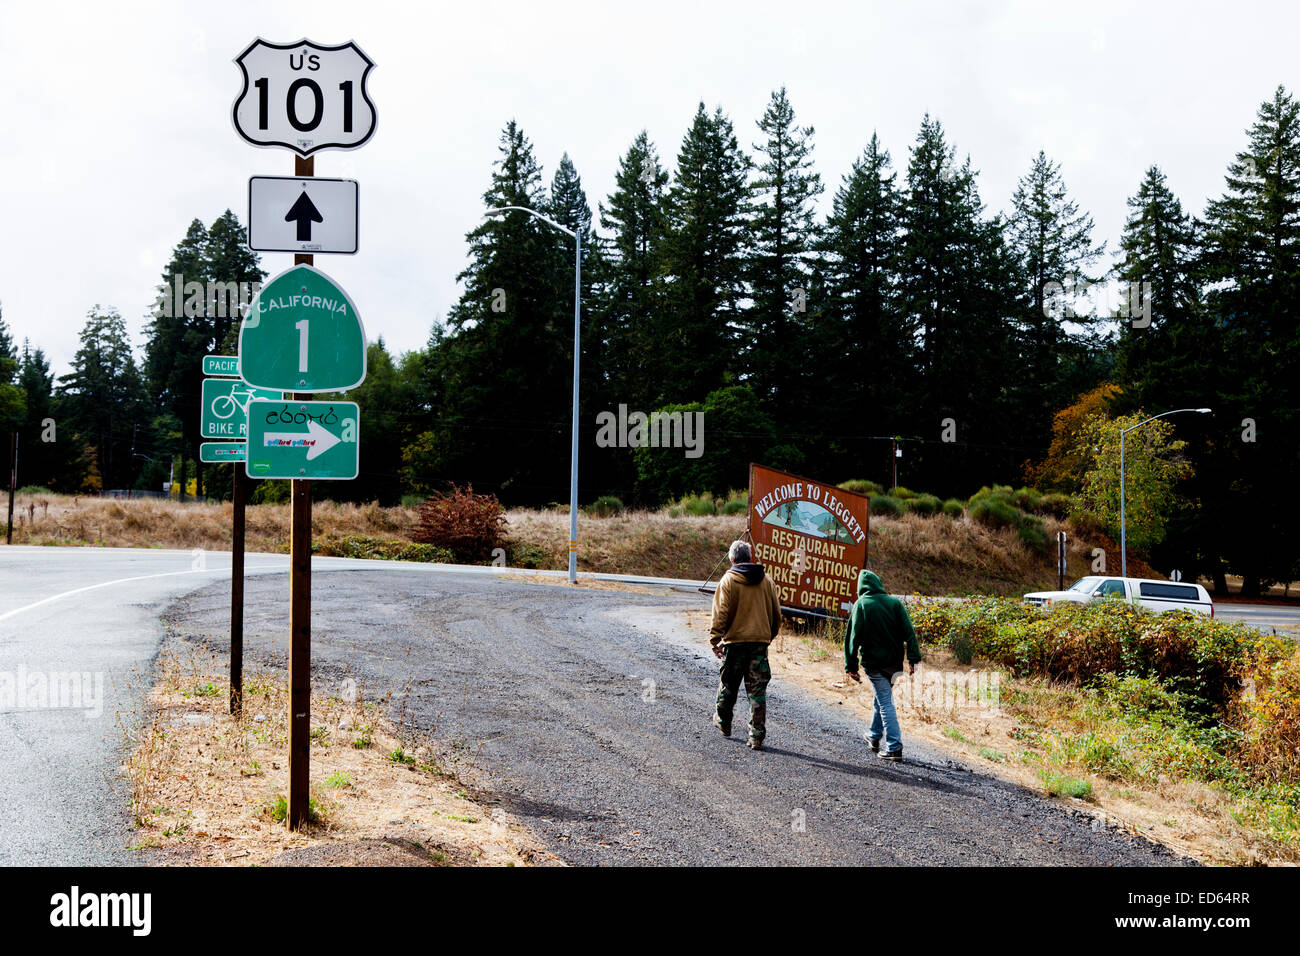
[285,190,324,242]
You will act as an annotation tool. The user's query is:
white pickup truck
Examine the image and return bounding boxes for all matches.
[1024,576,1215,617]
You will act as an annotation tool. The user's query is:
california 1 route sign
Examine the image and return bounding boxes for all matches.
[246,400,359,480]
[238,263,367,392]
[232,38,377,156]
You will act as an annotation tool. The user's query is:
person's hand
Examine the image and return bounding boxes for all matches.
[846,670,861,683]
[712,645,724,659]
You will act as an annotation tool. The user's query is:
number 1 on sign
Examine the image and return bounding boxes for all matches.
[296,320,309,373]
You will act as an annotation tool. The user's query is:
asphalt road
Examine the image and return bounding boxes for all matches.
[0,546,402,865]
[1,547,1194,866]
[162,565,1189,866]
[1214,601,1300,637]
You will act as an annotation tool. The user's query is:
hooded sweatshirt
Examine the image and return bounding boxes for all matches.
[709,563,782,649]
[844,570,923,676]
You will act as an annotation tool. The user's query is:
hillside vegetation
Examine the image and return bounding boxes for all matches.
[4,491,1144,596]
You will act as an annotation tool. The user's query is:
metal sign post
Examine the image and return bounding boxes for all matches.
[233,36,373,832]
[288,153,314,831]
[230,465,247,717]
[1057,531,1067,592]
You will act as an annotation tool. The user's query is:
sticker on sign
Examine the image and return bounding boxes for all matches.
[246,400,359,480]
[201,442,248,463]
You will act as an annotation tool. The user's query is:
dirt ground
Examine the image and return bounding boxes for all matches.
[680,607,1291,866]
[125,641,556,867]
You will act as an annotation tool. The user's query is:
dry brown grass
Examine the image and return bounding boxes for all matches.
[679,608,1291,865]
[123,641,550,866]
[11,493,1118,595]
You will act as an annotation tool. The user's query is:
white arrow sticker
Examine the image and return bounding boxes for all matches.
[263,419,342,461]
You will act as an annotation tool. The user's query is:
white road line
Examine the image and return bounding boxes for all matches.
[0,568,217,623]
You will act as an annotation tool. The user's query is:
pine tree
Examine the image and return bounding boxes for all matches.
[745,88,823,417]
[1007,151,1105,448]
[818,133,913,475]
[899,117,1021,492]
[15,341,82,490]
[0,305,25,435]
[1114,166,1199,402]
[144,219,209,499]
[206,210,264,354]
[1194,85,1300,594]
[431,121,574,503]
[596,133,670,406]
[58,307,149,490]
[660,104,751,405]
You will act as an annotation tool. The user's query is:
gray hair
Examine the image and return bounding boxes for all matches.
[728,540,752,564]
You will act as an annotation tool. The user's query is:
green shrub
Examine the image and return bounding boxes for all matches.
[17,485,53,495]
[942,498,965,518]
[1034,492,1073,519]
[887,486,916,500]
[968,484,1015,506]
[1013,486,1044,511]
[838,479,881,496]
[508,542,550,569]
[1017,513,1048,551]
[950,629,977,665]
[585,495,624,517]
[909,493,942,517]
[868,494,906,517]
[970,497,1019,529]
[670,492,717,516]
[313,535,454,563]
[722,498,747,515]
[252,479,291,505]
[1039,770,1094,801]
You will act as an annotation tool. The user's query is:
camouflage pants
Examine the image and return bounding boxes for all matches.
[715,643,772,741]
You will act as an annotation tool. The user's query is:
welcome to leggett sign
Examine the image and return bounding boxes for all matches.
[748,463,870,619]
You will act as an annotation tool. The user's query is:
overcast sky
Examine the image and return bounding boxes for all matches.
[0,0,1292,376]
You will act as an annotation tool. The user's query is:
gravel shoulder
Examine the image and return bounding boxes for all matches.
[163,569,1193,866]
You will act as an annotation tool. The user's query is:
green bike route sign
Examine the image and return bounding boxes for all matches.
[238,264,366,392]
[201,378,282,440]
[245,399,360,480]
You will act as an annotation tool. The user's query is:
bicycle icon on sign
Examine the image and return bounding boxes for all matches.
[211,385,260,420]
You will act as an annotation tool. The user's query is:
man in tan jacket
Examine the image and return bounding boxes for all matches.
[709,540,782,749]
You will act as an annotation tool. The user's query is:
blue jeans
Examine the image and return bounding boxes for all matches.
[867,672,902,754]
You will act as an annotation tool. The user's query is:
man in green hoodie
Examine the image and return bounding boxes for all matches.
[844,569,923,762]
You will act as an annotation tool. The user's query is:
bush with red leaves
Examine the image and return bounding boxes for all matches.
[411,485,506,563]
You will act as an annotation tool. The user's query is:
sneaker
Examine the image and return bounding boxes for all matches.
[868,736,881,753]
[878,749,903,763]
[747,736,763,751]
[712,713,731,737]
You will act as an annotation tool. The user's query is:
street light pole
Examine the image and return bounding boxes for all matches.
[484,205,582,584]
[1119,407,1211,578]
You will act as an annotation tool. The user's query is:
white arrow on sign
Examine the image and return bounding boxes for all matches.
[248,176,358,254]
[263,419,341,460]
